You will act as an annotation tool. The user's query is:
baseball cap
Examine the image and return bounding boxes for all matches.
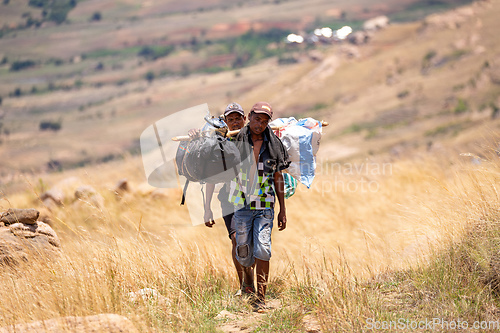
[224,102,245,117]
[250,101,272,118]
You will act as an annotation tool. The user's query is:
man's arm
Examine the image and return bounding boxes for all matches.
[274,171,286,231]
[204,183,216,227]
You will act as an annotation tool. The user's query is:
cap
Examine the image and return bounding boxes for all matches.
[250,101,272,118]
[224,102,245,117]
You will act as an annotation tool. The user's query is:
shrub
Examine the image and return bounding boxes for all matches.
[138,45,175,61]
[10,60,36,71]
[454,98,468,114]
[491,103,499,119]
[145,71,155,84]
[95,62,104,71]
[397,90,410,99]
[278,55,298,65]
[39,119,62,131]
[422,49,437,69]
[49,5,69,24]
[28,0,48,8]
[10,87,22,97]
[91,11,101,21]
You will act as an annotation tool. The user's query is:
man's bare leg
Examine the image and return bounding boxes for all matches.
[231,234,244,287]
[255,258,269,303]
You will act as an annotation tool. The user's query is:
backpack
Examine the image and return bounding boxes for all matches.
[175,135,241,205]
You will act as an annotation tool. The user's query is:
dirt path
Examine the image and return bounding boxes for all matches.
[215,299,322,332]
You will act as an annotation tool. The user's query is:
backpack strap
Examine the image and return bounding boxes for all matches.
[180,179,189,206]
[219,140,227,171]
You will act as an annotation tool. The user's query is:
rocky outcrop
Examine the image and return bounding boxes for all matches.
[0,208,60,265]
[0,208,39,225]
[424,6,475,30]
[73,185,104,209]
[0,314,139,333]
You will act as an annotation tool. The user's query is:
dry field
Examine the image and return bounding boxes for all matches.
[0,0,483,177]
[1,0,500,331]
[1,133,499,332]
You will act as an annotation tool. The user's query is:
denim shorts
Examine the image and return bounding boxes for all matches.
[234,207,274,267]
[222,212,235,239]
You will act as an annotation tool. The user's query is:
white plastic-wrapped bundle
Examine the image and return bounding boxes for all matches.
[270,117,322,188]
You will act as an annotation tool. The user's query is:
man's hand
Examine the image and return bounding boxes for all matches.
[204,208,215,228]
[188,128,201,138]
[278,210,287,231]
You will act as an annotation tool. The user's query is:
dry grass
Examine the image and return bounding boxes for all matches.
[2,134,500,331]
[1,1,500,331]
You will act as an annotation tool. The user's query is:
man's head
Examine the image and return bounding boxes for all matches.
[224,102,246,131]
[248,101,272,136]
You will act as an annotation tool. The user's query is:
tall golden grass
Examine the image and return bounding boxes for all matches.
[1,136,499,331]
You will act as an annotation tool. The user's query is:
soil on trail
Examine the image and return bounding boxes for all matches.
[215,299,322,333]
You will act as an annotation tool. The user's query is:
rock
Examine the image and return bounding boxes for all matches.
[128,288,170,306]
[9,222,60,247]
[74,185,97,199]
[41,177,85,208]
[215,310,237,320]
[0,209,60,265]
[0,314,139,333]
[0,208,39,225]
[40,188,65,207]
[114,178,130,194]
[37,207,53,225]
[74,185,104,209]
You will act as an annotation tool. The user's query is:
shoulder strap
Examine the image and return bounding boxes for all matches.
[180,179,189,205]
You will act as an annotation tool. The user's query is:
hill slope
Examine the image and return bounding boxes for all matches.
[1,1,500,332]
[0,0,484,179]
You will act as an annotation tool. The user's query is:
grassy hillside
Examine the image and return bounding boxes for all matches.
[0,0,480,180]
[1,132,499,332]
[1,1,500,331]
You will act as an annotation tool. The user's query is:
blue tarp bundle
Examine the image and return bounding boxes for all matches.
[270,117,322,188]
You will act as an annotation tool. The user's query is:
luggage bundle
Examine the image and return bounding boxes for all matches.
[175,115,241,205]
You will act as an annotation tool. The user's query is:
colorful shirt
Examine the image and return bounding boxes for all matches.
[228,134,276,210]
